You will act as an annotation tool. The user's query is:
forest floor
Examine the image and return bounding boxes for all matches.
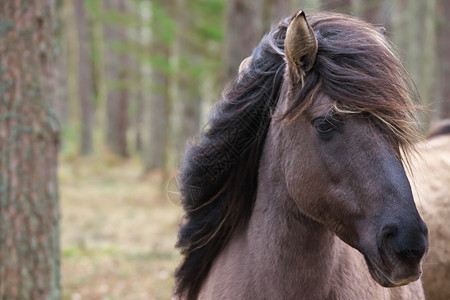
[59,155,182,300]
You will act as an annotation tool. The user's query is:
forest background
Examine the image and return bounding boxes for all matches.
[0,0,449,299]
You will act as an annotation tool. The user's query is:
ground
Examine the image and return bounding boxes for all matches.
[60,155,182,300]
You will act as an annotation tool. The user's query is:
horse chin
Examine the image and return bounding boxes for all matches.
[365,257,397,287]
[363,255,421,288]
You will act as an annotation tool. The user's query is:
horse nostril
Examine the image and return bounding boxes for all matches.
[394,237,428,263]
[397,248,425,260]
[378,224,398,248]
[379,223,428,263]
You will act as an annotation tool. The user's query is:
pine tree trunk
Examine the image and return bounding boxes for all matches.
[54,4,70,129]
[135,90,144,153]
[173,0,201,155]
[91,0,108,151]
[74,0,94,155]
[146,68,169,171]
[0,1,61,298]
[115,0,129,157]
[145,1,171,171]
[263,0,291,30]
[420,0,436,127]
[355,0,383,23]
[103,0,121,155]
[104,0,128,157]
[223,0,263,83]
[321,0,353,13]
[290,0,319,12]
[436,0,450,119]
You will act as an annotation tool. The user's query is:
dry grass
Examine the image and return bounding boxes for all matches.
[60,155,183,300]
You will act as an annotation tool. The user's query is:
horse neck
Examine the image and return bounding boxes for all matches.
[246,125,339,297]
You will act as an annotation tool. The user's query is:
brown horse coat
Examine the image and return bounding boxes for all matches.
[408,127,450,300]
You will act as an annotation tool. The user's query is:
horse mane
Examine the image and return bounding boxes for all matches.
[174,20,288,299]
[175,12,422,299]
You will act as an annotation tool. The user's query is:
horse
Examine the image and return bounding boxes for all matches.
[174,11,429,299]
[408,120,450,300]
[426,119,450,139]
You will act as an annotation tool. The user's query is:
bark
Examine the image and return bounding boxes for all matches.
[355,0,384,23]
[173,0,201,156]
[91,0,107,150]
[263,0,291,30]
[393,0,436,128]
[133,54,143,153]
[115,0,129,157]
[146,68,169,171]
[135,90,144,153]
[104,0,128,157]
[420,0,436,127]
[321,0,353,13]
[74,0,94,155]
[0,1,60,299]
[104,0,119,154]
[116,56,129,157]
[54,5,70,128]
[290,0,320,12]
[145,1,171,171]
[436,0,450,119]
[391,0,407,50]
[223,0,264,84]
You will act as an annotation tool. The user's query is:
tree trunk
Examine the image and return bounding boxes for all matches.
[145,1,171,171]
[90,0,108,152]
[74,0,94,155]
[321,0,353,13]
[290,0,320,12]
[353,0,383,23]
[135,90,144,153]
[419,0,436,127]
[263,0,291,30]
[116,60,129,157]
[173,0,201,156]
[103,0,129,157]
[54,4,70,130]
[104,0,119,155]
[392,0,436,129]
[146,68,169,171]
[223,0,263,84]
[0,1,60,299]
[115,0,129,157]
[436,0,450,119]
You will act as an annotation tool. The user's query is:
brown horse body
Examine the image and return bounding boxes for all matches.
[409,124,450,300]
[175,12,428,299]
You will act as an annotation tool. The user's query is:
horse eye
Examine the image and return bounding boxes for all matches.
[313,118,336,133]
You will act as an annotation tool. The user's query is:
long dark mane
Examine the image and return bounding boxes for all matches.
[174,21,288,299]
[175,12,421,299]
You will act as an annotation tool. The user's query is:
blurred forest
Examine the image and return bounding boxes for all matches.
[1,0,449,299]
[57,0,450,172]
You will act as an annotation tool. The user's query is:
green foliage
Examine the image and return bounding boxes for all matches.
[191,0,224,42]
[151,2,176,45]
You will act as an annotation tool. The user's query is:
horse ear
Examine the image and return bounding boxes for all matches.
[377,26,387,36]
[238,56,251,74]
[285,11,318,81]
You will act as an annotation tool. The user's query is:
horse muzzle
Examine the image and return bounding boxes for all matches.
[364,219,429,287]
